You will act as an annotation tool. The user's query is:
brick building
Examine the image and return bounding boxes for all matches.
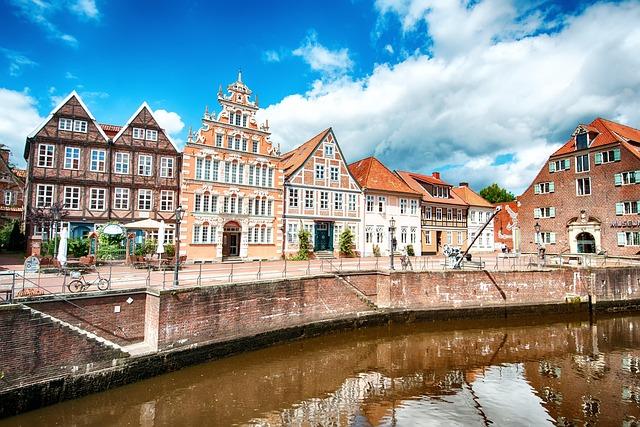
[24,91,181,254]
[519,117,640,255]
[282,128,362,257]
[180,74,283,261]
[493,201,519,252]
[349,156,421,256]
[452,183,495,253]
[0,145,25,226]
[396,171,468,254]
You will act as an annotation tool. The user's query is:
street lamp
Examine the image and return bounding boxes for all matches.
[534,222,545,265]
[50,203,63,258]
[389,217,397,271]
[173,205,185,287]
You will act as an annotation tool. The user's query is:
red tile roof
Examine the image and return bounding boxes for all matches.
[396,170,468,206]
[99,123,122,138]
[452,185,493,208]
[348,156,420,196]
[280,128,331,178]
[552,117,640,157]
[11,168,26,179]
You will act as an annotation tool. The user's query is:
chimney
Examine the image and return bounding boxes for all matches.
[459,182,469,187]
[432,171,440,179]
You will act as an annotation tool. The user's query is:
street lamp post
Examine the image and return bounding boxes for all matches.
[50,204,63,258]
[389,217,397,271]
[534,222,545,266]
[173,205,185,287]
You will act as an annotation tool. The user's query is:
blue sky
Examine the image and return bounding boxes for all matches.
[1,0,639,194]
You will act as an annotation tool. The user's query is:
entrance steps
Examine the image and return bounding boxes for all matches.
[315,251,335,260]
[222,256,243,263]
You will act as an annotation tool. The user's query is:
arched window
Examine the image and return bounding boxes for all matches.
[235,110,242,126]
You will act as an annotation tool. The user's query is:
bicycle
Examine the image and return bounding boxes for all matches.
[67,270,110,293]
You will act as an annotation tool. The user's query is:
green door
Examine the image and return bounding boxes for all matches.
[314,222,332,251]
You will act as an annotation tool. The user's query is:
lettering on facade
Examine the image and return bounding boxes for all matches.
[610,220,640,228]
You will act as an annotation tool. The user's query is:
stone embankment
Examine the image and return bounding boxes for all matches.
[1,266,639,418]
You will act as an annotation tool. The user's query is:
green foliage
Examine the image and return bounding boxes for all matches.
[68,238,89,257]
[164,243,175,258]
[290,229,311,261]
[40,239,55,257]
[0,220,25,251]
[339,227,355,257]
[96,223,126,260]
[406,244,415,256]
[479,183,515,204]
[372,244,381,257]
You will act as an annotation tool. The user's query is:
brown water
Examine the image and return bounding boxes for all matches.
[3,313,640,426]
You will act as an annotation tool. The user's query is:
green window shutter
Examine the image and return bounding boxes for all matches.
[550,207,556,218]
[614,148,621,161]
[594,152,602,165]
[564,159,570,170]
[550,233,556,244]
[618,232,626,246]
[534,208,541,219]
[615,173,622,186]
[549,182,555,192]
[635,171,640,182]
[534,184,540,194]
[637,201,640,213]
[616,202,624,215]
[549,162,556,173]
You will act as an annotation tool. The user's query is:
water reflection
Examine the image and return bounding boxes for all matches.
[4,314,640,426]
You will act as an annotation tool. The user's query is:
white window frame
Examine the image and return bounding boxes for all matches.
[63,186,81,210]
[114,152,130,174]
[132,128,145,139]
[325,144,334,158]
[37,144,55,168]
[160,190,174,212]
[305,190,314,209]
[58,118,73,131]
[64,146,81,170]
[400,199,407,214]
[348,194,357,211]
[288,188,299,208]
[138,155,153,176]
[89,188,106,211]
[576,177,591,196]
[35,184,54,208]
[575,154,590,173]
[315,164,325,180]
[90,149,106,172]
[73,120,88,133]
[330,166,339,181]
[138,189,153,211]
[113,188,130,210]
[146,129,158,141]
[160,157,174,178]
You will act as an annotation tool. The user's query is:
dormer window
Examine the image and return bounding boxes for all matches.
[576,131,588,150]
[433,185,449,198]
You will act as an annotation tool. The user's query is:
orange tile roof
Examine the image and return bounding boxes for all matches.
[99,123,122,138]
[452,185,493,208]
[11,168,26,179]
[348,156,420,196]
[281,128,331,178]
[552,117,640,157]
[396,170,468,206]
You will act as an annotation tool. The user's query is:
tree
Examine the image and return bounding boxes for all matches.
[290,229,311,261]
[479,183,515,203]
[339,227,355,257]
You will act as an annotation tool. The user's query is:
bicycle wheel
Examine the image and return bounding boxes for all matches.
[67,280,83,293]
[97,278,110,291]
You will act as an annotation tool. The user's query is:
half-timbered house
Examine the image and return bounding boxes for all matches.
[0,145,25,226]
[23,91,181,254]
[282,128,363,257]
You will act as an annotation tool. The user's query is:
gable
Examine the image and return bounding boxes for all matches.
[113,103,179,153]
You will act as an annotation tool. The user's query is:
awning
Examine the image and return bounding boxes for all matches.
[124,219,174,230]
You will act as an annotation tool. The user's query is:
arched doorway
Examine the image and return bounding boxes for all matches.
[576,232,596,253]
[222,221,241,258]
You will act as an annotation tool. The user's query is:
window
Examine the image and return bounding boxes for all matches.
[227,135,233,148]
[160,157,174,178]
[145,129,158,141]
[457,209,463,221]
[252,141,258,153]
[4,191,13,206]
[223,196,243,214]
[58,118,73,131]
[616,201,639,215]
[378,196,386,213]
[334,193,343,211]
[447,208,453,221]
[401,227,407,244]
[410,200,418,215]
[63,186,81,210]
[115,152,130,174]
[400,199,407,214]
[549,159,570,172]
[325,144,334,157]
[575,154,589,173]
[366,195,374,212]
[90,149,106,172]
[193,224,216,244]
[348,194,356,211]
[425,206,432,219]
[133,128,145,139]
[618,231,640,247]
[447,231,453,244]
[615,171,640,186]
[433,186,449,198]
[315,164,325,179]
[89,188,106,211]
[575,132,588,150]
[535,232,556,244]
[287,223,299,243]
[595,149,621,164]
[235,112,241,126]
[425,230,431,245]
[411,227,417,244]
[376,226,384,244]
[457,231,463,245]
[73,120,87,133]
[138,155,153,176]
[160,190,174,211]
[534,207,556,218]
[365,226,373,243]
[576,177,591,196]
[535,182,555,194]
[194,193,217,213]
[138,189,153,210]
[435,208,442,220]
[330,166,339,181]
[216,134,223,147]
[114,188,130,210]
[320,191,329,209]
[288,188,299,208]
[36,184,54,207]
[37,144,55,167]
[64,147,80,170]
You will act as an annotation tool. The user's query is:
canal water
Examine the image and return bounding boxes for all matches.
[3,313,640,426]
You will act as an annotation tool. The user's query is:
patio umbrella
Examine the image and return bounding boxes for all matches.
[56,227,68,267]
[156,220,166,261]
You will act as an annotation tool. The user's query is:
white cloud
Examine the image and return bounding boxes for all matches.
[154,109,185,146]
[263,50,281,63]
[293,31,353,77]
[71,0,99,19]
[259,1,640,194]
[0,88,44,167]
[1,48,37,77]
[384,44,394,54]
[65,71,78,79]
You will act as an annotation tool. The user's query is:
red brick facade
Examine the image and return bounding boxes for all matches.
[0,146,25,226]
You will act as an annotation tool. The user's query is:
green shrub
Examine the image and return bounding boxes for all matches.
[164,243,175,258]
[372,244,381,257]
[0,220,25,251]
[68,238,89,257]
[293,229,312,261]
[406,244,415,256]
[339,228,355,257]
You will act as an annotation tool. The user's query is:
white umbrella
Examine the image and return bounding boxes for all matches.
[156,220,166,259]
[56,227,68,267]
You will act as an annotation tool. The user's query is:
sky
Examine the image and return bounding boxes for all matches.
[1,0,639,195]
